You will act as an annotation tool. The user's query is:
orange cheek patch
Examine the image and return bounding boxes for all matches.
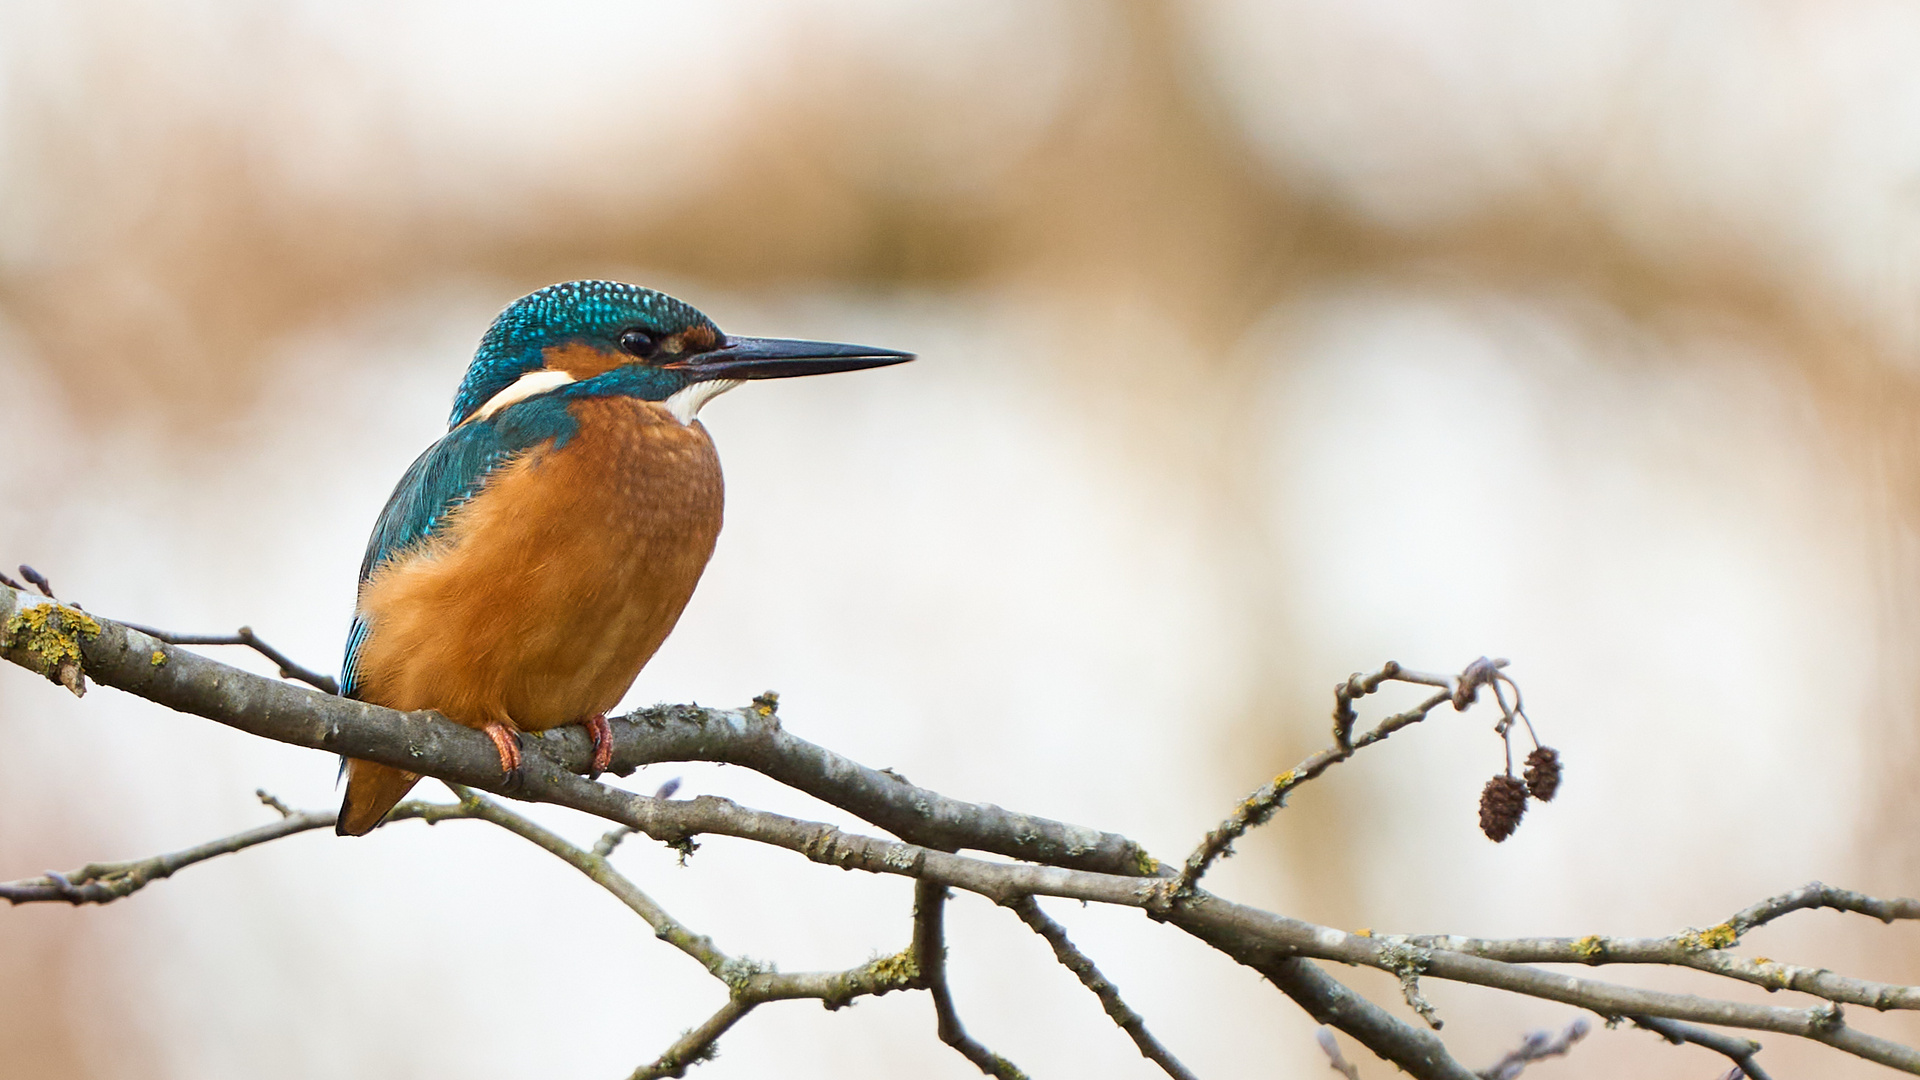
[679,325,719,352]
[543,341,626,380]
[655,327,716,359]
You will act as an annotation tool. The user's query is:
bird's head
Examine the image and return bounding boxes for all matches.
[449,280,912,428]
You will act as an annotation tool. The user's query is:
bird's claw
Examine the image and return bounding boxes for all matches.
[584,713,614,778]
[482,723,525,791]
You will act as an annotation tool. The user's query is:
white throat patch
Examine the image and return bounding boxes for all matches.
[468,369,575,423]
[664,379,742,425]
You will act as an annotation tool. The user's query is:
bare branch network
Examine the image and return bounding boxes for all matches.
[5,580,1919,1078]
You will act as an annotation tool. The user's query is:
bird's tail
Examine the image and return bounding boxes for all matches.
[337,758,422,836]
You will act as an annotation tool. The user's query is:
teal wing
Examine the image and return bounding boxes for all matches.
[339,395,581,699]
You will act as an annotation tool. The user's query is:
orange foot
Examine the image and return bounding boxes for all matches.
[583,713,614,777]
[481,722,524,790]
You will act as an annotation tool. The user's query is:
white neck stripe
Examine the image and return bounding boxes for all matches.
[467,369,576,423]
[664,379,742,424]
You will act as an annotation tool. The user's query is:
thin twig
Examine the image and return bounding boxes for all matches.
[916,880,1027,1079]
[630,999,752,1080]
[1,780,925,1073]
[1476,1017,1588,1079]
[1317,1028,1363,1079]
[1631,1015,1773,1080]
[1392,880,1920,1011]
[434,782,743,978]
[1005,895,1198,1080]
[1178,658,1500,896]
[0,797,479,905]
[1,809,337,904]
[119,620,339,694]
[1730,881,1920,932]
[428,784,927,1075]
[594,825,636,857]
[435,783,921,1000]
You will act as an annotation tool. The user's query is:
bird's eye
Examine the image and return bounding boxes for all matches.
[619,328,658,358]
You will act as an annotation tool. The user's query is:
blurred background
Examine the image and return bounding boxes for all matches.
[2,1,1917,1076]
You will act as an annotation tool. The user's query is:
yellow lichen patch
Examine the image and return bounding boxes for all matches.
[1133,847,1160,876]
[1272,770,1297,789]
[1573,935,1605,961]
[150,650,168,667]
[4,603,101,677]
[752,690,780,717]
[1355,928,1373,938]
[865,947,919,988]
[1681,922,1740,951]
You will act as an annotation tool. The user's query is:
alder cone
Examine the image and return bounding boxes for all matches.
[1524,746,1562,802]
[1479,774,1529,842]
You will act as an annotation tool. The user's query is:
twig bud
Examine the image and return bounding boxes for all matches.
[1524,746,1562,802]
[1479,775,1528,842]
[18,564,55,599]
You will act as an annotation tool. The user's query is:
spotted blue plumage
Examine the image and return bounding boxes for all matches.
[447,280,716,429]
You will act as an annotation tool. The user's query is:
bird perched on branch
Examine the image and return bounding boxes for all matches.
[335,280,912,835]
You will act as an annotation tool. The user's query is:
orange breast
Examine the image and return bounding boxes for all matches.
[350,397,723,731]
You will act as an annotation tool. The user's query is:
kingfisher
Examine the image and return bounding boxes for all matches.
[334,280,912,836]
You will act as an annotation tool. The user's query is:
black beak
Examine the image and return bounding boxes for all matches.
[675,336,914,381]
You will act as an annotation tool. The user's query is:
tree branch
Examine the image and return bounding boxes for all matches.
[1,770,929,1077]
[1391,881,1920,1011]
[0,586,1149,878]
[10,584,1920,1076]
[915,880,1027,1079]
[22,760,1899,1071]
[630,999,752,1080]
[1630,1015,1774,1080]
[1730,881,1920,931]
[408,784,928,1075]
[1004,896,1197,1080]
